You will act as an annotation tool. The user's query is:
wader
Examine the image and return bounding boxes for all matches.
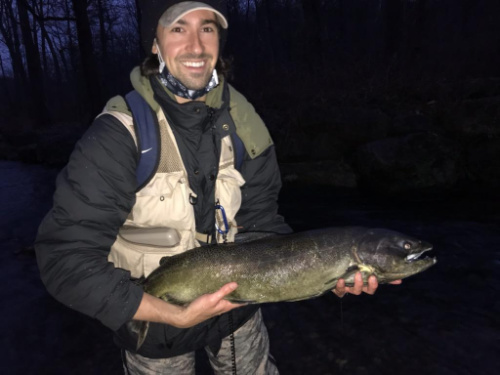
[122,310,279,375]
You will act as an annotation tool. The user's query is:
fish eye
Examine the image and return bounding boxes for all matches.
[404,242,412,250]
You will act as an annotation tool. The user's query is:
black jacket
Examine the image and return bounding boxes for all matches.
[35,77,290,358]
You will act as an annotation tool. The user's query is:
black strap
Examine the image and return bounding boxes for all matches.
[125,90,160,191]
[230,132,245,171]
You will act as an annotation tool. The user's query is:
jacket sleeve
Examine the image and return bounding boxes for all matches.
[236,144,293,234]
[35,114,144,331]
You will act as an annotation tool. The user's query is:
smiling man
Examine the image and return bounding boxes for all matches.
[35,1,394,374]
[36,1,289,373]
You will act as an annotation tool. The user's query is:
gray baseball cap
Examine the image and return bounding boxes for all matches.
[139,0,228,52]
[159,1,228,29]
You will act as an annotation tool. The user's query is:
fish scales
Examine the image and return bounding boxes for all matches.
[141,227,435,305]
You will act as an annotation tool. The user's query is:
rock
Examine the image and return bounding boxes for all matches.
[465,137,500,190]
[278,106,390,162]
[355,132,461,196]
[460,96,500,137]
[391,113,433,136]
[280,160,357,188]
[309,132,349,161]
[330,107,390,145]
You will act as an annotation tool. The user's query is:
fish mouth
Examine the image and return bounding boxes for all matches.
[405,243,436,264]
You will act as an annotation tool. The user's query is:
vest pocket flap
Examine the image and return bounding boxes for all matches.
[136,172,185,197]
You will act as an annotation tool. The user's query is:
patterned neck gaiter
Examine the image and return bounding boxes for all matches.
[158,67,219,101]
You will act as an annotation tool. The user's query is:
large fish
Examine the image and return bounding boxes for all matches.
[131,226,436,348]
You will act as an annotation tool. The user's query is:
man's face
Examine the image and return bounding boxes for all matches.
[153,9,220,91]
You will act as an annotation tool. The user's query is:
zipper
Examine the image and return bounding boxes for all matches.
[208,106,223,243]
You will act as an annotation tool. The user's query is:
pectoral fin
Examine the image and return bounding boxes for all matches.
[341,265,360,286]
[160,294,188,306]
[227,298,257,304]
[341,264,375,286]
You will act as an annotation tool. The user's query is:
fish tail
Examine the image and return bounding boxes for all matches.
[126,320,150,351]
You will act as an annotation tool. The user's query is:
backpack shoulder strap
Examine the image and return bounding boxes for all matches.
[230,132,245,171]
[125,90,160,190]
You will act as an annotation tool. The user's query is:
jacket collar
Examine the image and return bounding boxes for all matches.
[129,66,226,111]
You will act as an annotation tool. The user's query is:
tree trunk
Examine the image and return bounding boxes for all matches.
[135,0,142,55]
[35,10,63,83]
[64,0,78,76]
[384,0,403,59]
[97,0,108,64]
[0,55,14,108]
[255,0,275,66]
[409,0,428,64]
[17,0,51,126]
[0,0,27,87]
[300,0,323,63]
[34,0,48,75]
[71,0,103,118]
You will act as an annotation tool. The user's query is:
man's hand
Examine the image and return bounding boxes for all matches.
[172,282,245,328]
[134,282,245,328]
[332,272,402,298]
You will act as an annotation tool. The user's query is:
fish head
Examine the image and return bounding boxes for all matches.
[355,228,436,283]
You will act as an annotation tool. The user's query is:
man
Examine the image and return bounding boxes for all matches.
[35,1,399,374]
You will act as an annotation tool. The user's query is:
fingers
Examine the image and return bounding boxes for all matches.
[333,273,379,297]
[207,282,244,313]
[346,272,365,295]
[333,274,402,299]
[177,283,242,328]
[332,278,347,298]
[210,282,238,303]
[211,283,246,312]
[364,275,378,295]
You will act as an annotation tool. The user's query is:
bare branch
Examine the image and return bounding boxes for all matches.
[20,0,76,22]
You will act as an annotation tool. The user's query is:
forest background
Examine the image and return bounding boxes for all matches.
[1,0,499,195]
[2,3,499,373]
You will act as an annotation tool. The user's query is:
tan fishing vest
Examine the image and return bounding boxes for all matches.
[103,107,245,278]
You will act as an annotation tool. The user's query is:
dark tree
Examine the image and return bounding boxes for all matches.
[18,0,51,125]
[300,0,323,63]
[384,0,403,59]
[70,0,103,117]
[0,1,27,90]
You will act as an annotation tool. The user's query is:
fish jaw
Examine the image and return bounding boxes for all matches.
[375,256,437,283]
[355,229,437,283]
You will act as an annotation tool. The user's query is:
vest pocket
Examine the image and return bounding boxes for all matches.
[110,233,198,278]
[216,167,245,222]
[126,172,195,231]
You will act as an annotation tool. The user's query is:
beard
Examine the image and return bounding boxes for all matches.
[171,53,215,90]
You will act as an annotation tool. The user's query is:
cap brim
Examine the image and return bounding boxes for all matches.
[159,3,228,29]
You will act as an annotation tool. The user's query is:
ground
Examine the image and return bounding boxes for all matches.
[1,161,499,374]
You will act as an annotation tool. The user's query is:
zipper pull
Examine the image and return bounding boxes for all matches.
[215,199,229,243]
